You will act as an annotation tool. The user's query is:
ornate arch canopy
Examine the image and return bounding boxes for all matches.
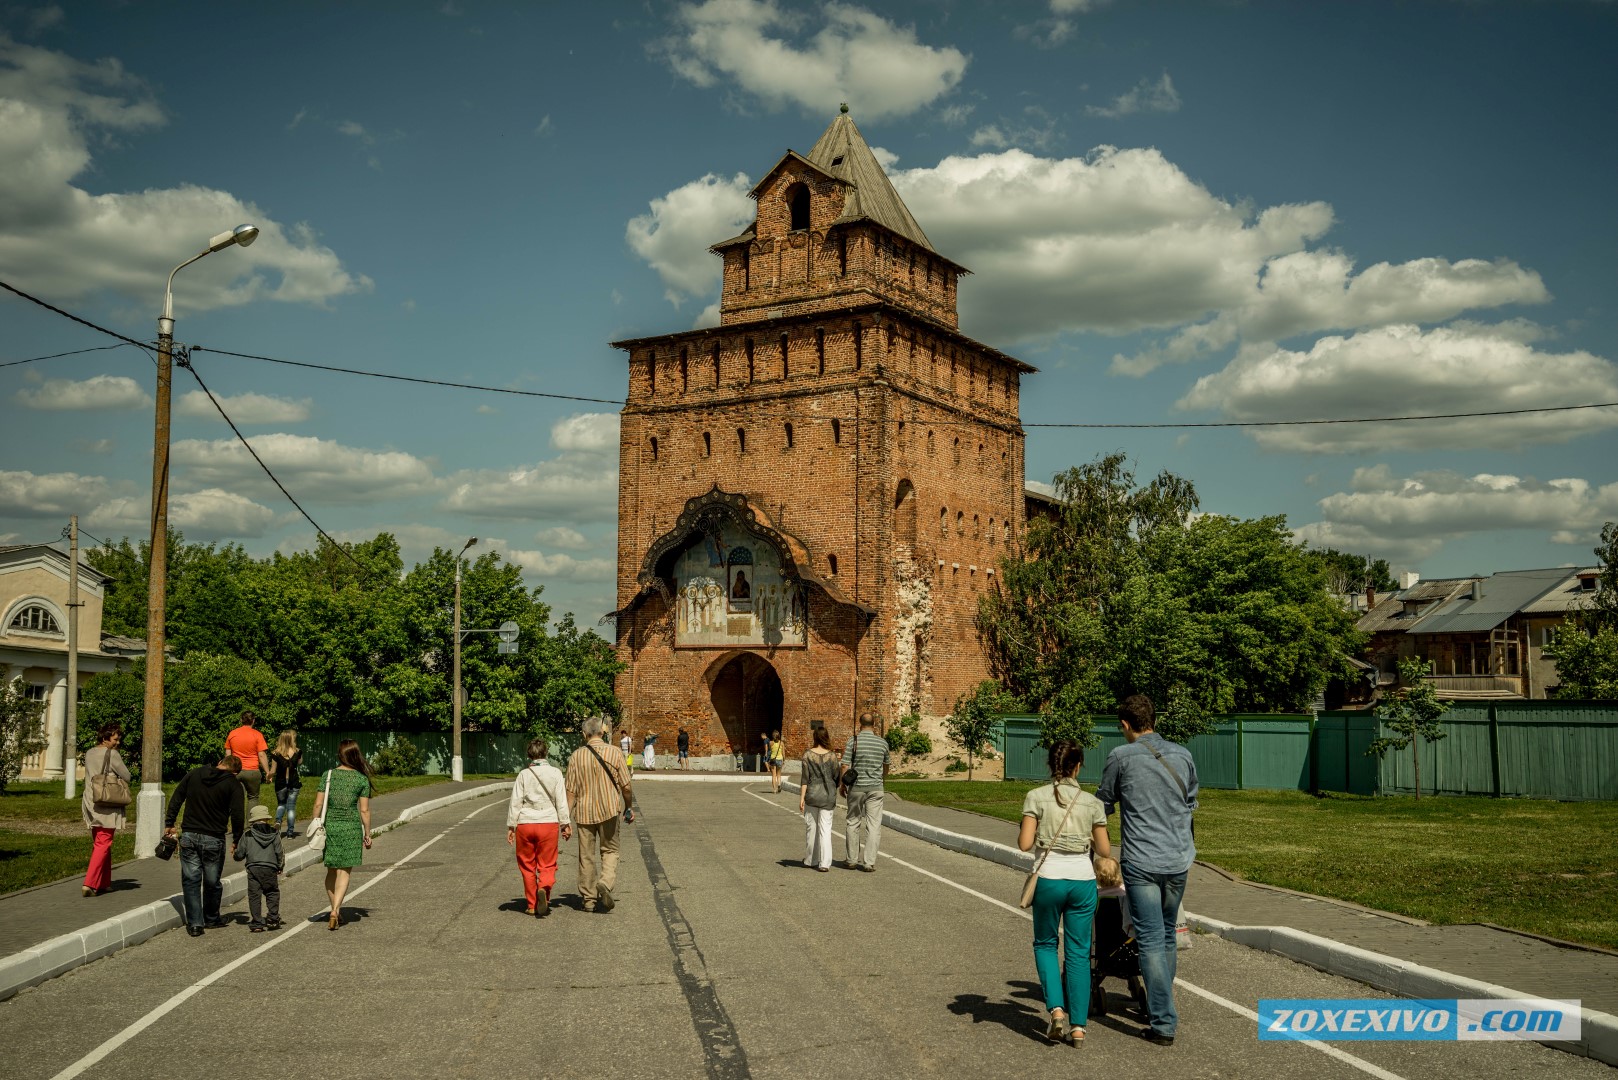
[607,485,872,630]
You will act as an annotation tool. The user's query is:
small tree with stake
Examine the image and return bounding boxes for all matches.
[1369,657,1450,800]
[946,680,1021,780]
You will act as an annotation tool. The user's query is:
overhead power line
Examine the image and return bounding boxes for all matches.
[7,277,1618,430]
[178,350,370,577]
[1,343,149,369]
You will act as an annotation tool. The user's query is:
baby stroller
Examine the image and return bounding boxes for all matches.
[1090,893,1148,1018]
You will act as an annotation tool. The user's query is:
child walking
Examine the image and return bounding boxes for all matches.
[234,804,285,931]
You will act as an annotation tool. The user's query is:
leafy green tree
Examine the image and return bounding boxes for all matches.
[979,454,1362,744]
[1369,656,1450,800]
[0,678,48,793]
[946,680,1021,778]
[1546,522,1618,700]
[1305,546,1398,596]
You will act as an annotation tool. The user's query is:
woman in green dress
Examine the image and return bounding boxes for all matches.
[312,739,374,930]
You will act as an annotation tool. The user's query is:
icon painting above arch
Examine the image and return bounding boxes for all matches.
[672,526,807,648]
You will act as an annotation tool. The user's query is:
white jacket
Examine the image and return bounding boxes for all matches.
[507,760,571,827]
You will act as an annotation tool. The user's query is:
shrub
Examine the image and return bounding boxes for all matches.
[372,735,427,777]
[884,713,933,761]
[944,758,969,773]
[1,678,48,794]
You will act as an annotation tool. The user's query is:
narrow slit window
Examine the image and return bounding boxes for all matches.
[780,332,789,376]
[816,328,825,375]
[649,436,659,463]
[703,431,712,458]
[832,418,842,444]
[787,183,810,231]
[746,339,755,383]
[853,322,862,369]
[838,233,847,276]
[742,247,751,290]
[737,427,747,453]
[784,422,794,449]
[828,553,839,575]
[647,351,656,395]
[939,507,948,536]
[679,348,688,394]
[711,342,721,386]
[956,511,964,536]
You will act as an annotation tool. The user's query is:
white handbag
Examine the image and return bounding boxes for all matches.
[304,770,332,853]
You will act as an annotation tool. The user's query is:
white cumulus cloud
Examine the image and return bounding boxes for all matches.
[0,36,371,311]
[170,434,436,502]
[536,526,592,551]
[625,171,753,306]
[175,390,312,424]
[15,373,149,410]
[89,488,278,539]
[0,469,112,517]
[501,547,617,582]
[1087,73,1182,118]
[1177,322,1618,453]
[1293,465,1618,565]
[441,413,620,521]
[658,0,968,121]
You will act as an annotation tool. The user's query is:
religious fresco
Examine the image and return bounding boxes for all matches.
[672,525,807,647]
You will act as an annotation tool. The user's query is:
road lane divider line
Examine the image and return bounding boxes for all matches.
[47,801,499,1080]
[742,788,1409,1080]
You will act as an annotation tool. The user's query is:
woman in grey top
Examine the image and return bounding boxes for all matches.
[81,723,131,897]
[798,727,840,871]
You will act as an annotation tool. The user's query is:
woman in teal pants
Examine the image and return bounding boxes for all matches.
[1018,740,1113,1047]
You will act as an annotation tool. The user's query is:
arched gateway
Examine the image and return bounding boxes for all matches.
[607,112,1032,765]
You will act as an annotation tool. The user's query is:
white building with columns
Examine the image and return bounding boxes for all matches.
[1,544,143,780]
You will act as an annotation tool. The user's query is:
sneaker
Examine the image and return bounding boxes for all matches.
[264,918,282,931]
[203,918,227,930]
[1138,1028,1175,1046]
[249,925,265,933]
[597,887,615,912]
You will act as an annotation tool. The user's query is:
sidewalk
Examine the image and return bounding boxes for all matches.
[877,790,1618,1019]
[0,779,504,959]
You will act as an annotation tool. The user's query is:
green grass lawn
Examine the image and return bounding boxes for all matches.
[891,780,1618,950]
[0,773,500,896]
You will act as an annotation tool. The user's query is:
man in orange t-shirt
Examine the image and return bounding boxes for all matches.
[223,713,271,804]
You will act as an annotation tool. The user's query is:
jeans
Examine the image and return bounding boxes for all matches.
[802,807,833,869]
[1031,877,1097,1021]
[274,786,300,832]
[1123,863,1188,1037]
[844,790,884,867]
[246,865,280,925]
[178,832,226,928]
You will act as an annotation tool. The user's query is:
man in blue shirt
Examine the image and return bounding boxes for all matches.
[1097,694,1198,1046]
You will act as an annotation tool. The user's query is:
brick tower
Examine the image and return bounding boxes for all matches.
[611,110,1033,759]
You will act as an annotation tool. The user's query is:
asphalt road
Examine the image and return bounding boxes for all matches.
[1,783,1605,1080]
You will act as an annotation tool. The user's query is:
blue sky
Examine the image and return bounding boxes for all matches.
[2,0,1615,625]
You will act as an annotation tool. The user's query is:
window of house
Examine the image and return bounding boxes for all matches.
[787,183,810,231]
[784,422,794,449]
[702,431,712,458]
[737,427,747,453]
[9,604,61,634]
[1579,575,1599,592]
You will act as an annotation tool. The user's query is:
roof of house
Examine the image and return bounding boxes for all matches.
[0,543,111,584]
[1520,567,1602,615]
[805,113,944,260]
[1356,578,1480,634]
[1406,567,1571,635]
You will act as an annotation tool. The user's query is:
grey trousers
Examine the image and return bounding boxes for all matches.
[844,789,884,867]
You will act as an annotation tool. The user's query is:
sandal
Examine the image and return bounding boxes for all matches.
[1045,1011,1069,1044]
[1068,1026,1086,1048]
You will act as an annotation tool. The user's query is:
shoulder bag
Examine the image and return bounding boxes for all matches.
[304,770,333,853]
[89,747,132,807]
[584,743,633,822]
[1019,782,1082,908]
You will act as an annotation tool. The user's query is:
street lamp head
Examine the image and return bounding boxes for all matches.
[206,223,260,253]
[461,537,479,555]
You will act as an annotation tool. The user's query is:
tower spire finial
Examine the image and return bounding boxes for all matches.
[839,102,849,114]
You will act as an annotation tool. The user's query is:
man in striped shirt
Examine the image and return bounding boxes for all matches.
[840,713,891,871]
[565,716,634,912]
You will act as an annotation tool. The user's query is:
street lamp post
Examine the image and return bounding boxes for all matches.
[451,537,477,783]
[133,224,259,858]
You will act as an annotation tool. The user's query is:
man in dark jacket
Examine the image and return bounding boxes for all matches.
[165,754,246,936]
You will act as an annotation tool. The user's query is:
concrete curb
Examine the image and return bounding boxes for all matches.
[634,773,770,783]
[780,780,1617,1066]
[0,782,509,1003]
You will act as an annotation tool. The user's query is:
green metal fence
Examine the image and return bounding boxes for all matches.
[1001,702,1618,801]
[294,731,539,778]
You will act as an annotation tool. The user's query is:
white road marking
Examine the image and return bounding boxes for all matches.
[744,787,1409,1080]
[47,801,499,1080]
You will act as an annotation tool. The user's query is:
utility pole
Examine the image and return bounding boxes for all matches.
[452,537,477,783]
[63,515,81,800]
[133,320,174,857]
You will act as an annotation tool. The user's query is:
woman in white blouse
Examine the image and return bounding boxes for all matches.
[1017,739,1112,1047]
[506,738,571,917]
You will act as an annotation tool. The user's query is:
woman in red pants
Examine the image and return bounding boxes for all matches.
[505,737,571,917]
[81,723,131,896]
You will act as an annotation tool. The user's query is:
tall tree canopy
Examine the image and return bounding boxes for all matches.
[977,454,1364,744]
[86,531,622,747]
[1547,522,1618,700]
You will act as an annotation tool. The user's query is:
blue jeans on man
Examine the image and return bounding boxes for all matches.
[178,833,226,929]
[1123,863,1187,1037]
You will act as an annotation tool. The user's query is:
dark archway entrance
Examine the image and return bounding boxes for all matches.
[710,653,783,762]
